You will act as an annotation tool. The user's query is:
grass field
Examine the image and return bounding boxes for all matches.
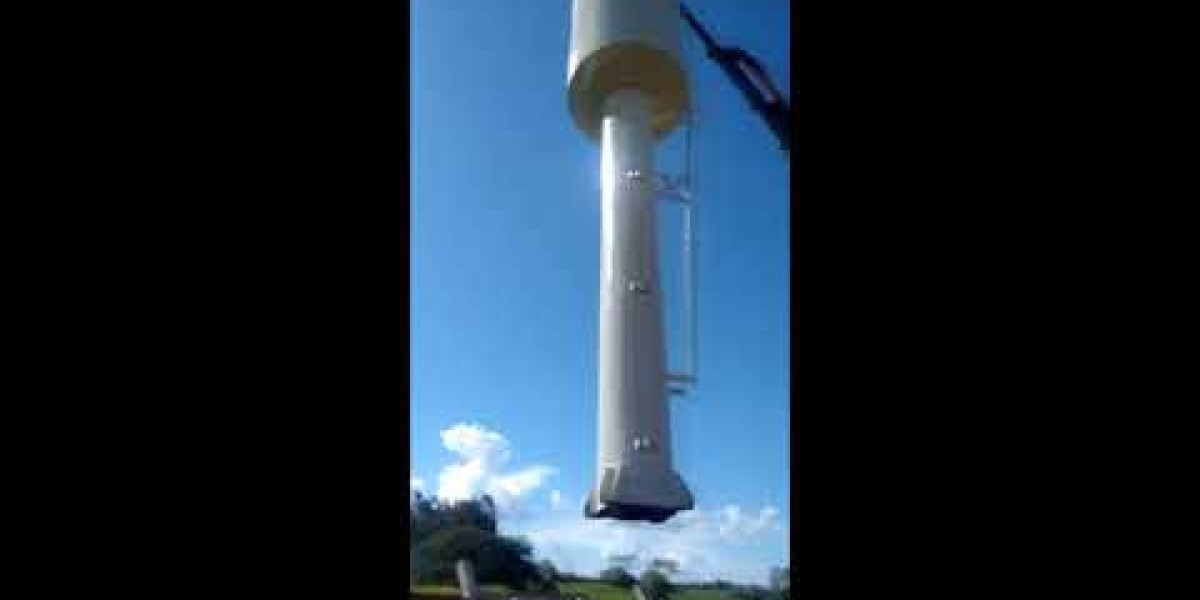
[411,584,461,596]
[413,581,735,600]
[412,584,516,597]
[558,581,631,600]
[668,589,734,600]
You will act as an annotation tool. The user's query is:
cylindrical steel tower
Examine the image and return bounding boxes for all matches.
[568,0,693,523]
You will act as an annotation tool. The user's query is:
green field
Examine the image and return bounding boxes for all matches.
[412,581,735,600]
[668,589,734,600]
[412,584,516,597]
[558,581,631,600]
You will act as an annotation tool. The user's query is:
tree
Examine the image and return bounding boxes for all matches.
[649,559,678,575]
[538,560,559,584]
[640,569,673,600]
[409,493,540,590]
[769,566,790,600]
[601,567,636,588]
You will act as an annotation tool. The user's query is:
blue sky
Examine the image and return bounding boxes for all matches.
[411,1,790,586]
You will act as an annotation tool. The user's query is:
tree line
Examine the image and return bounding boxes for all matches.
[410,492,553,592]
[410,490,789,600]
[594,566,788,600]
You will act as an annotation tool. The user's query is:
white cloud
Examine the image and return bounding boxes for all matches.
[493,466,556,497]
[434,423,557,515]
[718,505,782,539]
[441,423,512,466]
[518,504,788,586]
[438,456,489,500]
[424,423,786,585]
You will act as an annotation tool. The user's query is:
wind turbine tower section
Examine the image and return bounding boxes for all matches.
[567,0,694,524]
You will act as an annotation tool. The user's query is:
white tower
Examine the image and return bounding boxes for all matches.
[568,0,693,523]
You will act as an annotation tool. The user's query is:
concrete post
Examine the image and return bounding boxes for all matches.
[456,559,481,600]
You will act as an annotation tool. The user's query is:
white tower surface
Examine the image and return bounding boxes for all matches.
[568,0,693,523]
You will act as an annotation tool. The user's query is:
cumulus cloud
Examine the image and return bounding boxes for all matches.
[718,505,782,539]
[492,466,556,499]
[434,423,557,515]
[422,422,785,585]
[441,424,511,466]
[519,503,788,585]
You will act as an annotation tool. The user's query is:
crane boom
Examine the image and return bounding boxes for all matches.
[680,4,790,158]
